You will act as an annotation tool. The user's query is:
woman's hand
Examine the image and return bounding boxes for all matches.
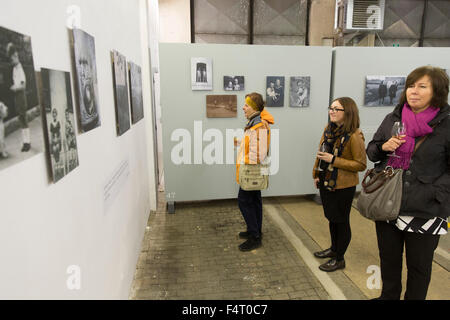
[382,137,405,152]
[317,151,333,163]
[234,137,241,147]
[314,178,320,189]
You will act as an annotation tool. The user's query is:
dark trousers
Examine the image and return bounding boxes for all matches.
[375,221,440,300]
[319,185,356,261]
[329,222,351,261]
[238,187,262,238]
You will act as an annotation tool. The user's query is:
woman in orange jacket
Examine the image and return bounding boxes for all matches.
[235,92,274,252]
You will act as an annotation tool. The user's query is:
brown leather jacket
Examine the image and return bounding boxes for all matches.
[312,128,367,189]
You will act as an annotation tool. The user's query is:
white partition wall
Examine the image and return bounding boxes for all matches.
[0,0,155,299]
[159,43,332,203]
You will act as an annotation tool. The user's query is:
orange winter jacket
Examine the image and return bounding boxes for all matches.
[236,110,275,184]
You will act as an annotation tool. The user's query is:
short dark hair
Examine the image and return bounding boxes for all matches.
[399,66,449,108]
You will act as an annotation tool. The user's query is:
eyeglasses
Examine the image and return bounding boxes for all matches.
[328,107,345,112]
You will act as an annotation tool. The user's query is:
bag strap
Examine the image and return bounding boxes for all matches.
[413,123,436,154]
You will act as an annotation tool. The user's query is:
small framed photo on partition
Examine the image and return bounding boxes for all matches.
[266,76,285,107]
[0,26,44,172]
[128,61,144,124]
[71,28,101,132]
[41,68,79,183]
[206,95,237,118]
[364,75,406,106]
[224,76,244,91]
[191,57,212,90]
[290,76,310,107]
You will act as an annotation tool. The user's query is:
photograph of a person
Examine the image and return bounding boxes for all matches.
[364,76,406,106]
[290,76,310,107]
[206,95,237,118]
[266,76,284,107]
[223,76,244,91]
[40,68,79,183]
[191,57,212,90]
[112,50,130,136]
[72,28,100,132]
[128,61,144,124]
[0,26,44,172]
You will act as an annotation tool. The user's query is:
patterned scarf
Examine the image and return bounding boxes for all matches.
[321,123,351,191]
[387,104,439,170]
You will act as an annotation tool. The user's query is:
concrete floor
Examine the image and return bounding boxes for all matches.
[130,193,449,300]
[277,195,449,300]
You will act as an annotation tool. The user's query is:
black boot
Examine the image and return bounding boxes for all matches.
[21,143,31,152]
[319,258,345,272]
[238,236,261,252]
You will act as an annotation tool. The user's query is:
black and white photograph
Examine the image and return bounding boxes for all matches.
[112,50,130,136]
[191,57,212,90]
[41,68,79,183]
[364,75,406,106]
[266,76,285,107]
[223,76,244,91]
[206,95,237,118]
[72,28,101,132]
[128,61,144,124]
[290,76,310,107]
[0,26,44,172]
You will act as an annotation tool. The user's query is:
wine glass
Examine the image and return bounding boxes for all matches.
[389,121,406,158]
[318,143,326,171]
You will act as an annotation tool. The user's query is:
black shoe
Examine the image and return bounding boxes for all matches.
[314,248,337,259]
[238,236,261,252]
[319,258,345,272]
[239,231,263,239]
[21,143,31,152]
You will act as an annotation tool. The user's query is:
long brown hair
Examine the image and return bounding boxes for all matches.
[333,97,360,134]
[399,66,449,108]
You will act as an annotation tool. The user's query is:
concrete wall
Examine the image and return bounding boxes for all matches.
[159,0,191,43]
[309,0,336,46]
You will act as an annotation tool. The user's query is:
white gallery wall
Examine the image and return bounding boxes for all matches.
[0,0,156,299]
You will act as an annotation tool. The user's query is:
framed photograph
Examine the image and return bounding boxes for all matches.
[266,76,285,107]
[290,76,310,107]
[111,50,130,136]
[0,26,44,172]
[364,76,406,106]
[191,57,212,90]
[128,61,144,124]
[206,95,237,118]
[71,28,101,132]
[223,76,244,91]
[41,68,79,183]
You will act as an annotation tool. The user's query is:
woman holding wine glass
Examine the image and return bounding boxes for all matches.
[312,97,367,272]
[366,66,449,300]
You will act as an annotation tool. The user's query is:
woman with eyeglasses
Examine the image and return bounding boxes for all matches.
[312,97,367,272]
